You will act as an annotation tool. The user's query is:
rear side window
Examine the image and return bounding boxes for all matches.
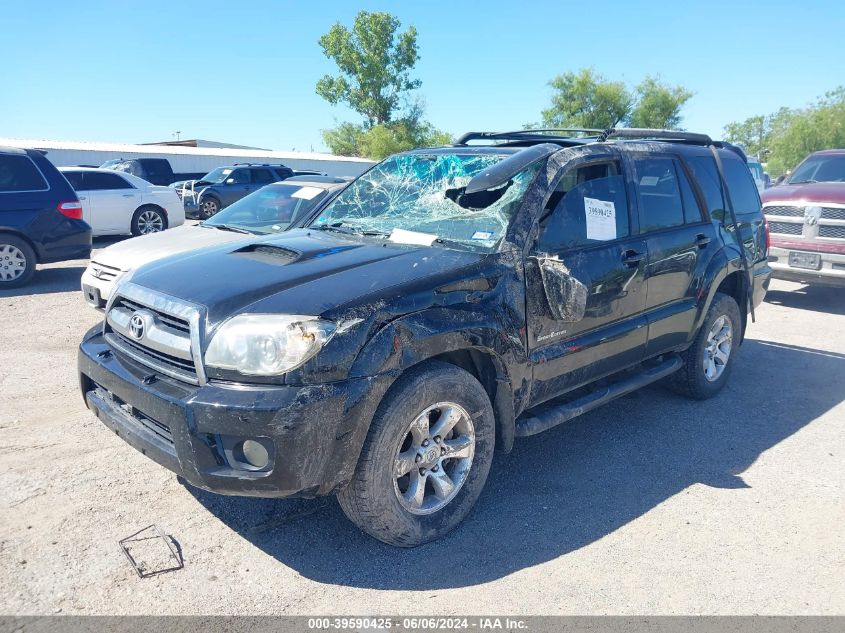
[62,171,85,190]
[539,160,630,251]
[251,169,274,183]
[80,172,133,190]
[273,168,292,180]
[0,154,49,192]
[633,156,684,232]
[687,156,725,220]
[722,154,761,214]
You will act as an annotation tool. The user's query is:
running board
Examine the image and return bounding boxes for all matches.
[514,355,683,438]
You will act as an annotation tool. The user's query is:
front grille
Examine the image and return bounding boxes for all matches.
[114,296,190,334]
[768,221,803,236]
[819,225,845,239]
[821,207,845,221]
[764,205,802,217]
[90,261,121,281]
[105,290,201,385]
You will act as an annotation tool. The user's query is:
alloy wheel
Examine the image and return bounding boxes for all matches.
[137,210,164,234]
[392,401,476,515]
[703,314,733,382]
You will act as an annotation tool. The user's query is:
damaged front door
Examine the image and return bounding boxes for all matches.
[526,153,649,405]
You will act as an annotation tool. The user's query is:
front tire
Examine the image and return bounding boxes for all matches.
[131,206,167,236]
[198,197,220,219]
[337,361,495,547]
[0,235,36,288]
[673,292,742,400]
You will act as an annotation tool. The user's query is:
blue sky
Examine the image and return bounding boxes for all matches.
[2,0,842,152]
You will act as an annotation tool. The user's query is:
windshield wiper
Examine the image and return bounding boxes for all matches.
[311,222,390,238]
[789,179,818,184]
[203,223,252,234]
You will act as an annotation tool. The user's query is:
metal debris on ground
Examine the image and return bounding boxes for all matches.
[118,524,183,578]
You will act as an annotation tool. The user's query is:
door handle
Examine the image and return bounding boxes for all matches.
[121,194,134,198]
[78,196,86,200]
[695,233,712,248]
[622,249,644,267]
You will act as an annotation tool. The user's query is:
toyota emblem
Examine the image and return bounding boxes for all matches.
[128,314,146,340]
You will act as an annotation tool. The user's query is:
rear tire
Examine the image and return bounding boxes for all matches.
[0,235,36,288]
[337,361,495,547]
[672,292,742,400]
[131,206,167,236]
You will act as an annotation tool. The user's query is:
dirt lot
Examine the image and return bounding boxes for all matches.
[0,243,843,615]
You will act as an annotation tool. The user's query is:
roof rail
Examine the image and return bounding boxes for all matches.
[455,129,602,146]
[233,162,288,167]
[599,128,713,145]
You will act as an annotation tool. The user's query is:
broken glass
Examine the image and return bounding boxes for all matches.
[313,153,541,251]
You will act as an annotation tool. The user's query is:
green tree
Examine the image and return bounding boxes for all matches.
[629,76,693,129]
[723,88,845,173]
[317,12,452,160]
[316,11,421,126]
[542,68,631,130]
[541,69,693,130]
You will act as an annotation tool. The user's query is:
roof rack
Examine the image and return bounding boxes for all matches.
[233,162,288,167]
[455,129,601,146]
[598,128,713,145]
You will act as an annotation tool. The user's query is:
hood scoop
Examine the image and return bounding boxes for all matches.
[233,244,300,266]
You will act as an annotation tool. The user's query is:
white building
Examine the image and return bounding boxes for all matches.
[0,137,374,178]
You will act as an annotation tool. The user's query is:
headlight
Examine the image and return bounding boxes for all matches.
[204,314,335,376]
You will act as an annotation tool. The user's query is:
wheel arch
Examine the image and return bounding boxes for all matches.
[694,245,749,344]
[132,203,169,231]
[0,229,39,262]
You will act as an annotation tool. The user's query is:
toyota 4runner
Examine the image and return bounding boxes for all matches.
[78,129,771,546]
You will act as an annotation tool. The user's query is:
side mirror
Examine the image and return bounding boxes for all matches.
[537,256,588,322]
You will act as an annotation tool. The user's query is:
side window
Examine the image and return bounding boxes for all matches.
[228,169,250,184]
[251,169,274,183]
[721,154,761,214]
[83,172,134,190]
[0,154,49,192]
[634,156,684,232]
[676,160,704,222]
[687,156,725,220]
[538,161,629,252]
[62,171,86,190]
[272,168,292,181]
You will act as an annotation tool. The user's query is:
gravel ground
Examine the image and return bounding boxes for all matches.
[0,242,843,616]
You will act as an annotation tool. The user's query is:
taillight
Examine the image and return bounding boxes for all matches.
[763,216,771,253]
[57,201,83,220]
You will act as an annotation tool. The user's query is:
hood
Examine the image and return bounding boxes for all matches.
[92,225,254,272]
[129,229,486,326]
[762,181,845,205]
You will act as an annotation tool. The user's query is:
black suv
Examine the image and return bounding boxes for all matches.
[173,164,324,219]
[78,129,771,546]
[0,146,91,288]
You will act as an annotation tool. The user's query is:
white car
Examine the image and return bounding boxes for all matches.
[80,178,346,308]
[59,167,185,236]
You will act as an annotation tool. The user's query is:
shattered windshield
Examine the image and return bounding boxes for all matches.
[312,153,539,251]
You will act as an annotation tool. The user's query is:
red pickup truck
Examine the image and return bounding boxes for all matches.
[762,149,845,287]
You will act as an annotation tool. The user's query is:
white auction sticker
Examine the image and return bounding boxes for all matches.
[584,197,616,241]
[291,186,323,200]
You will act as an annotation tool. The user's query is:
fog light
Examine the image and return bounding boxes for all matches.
[241,439,269,469]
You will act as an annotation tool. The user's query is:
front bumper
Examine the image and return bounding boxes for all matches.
[78,329,390,498]
[81,265,123,309]
[768,246,845,287]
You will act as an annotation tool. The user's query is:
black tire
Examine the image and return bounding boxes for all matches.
[337,361,496,547]
[0,234,36,289]
[197,197,220,219]
[130,206,167,236]
[672,292,742,400]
